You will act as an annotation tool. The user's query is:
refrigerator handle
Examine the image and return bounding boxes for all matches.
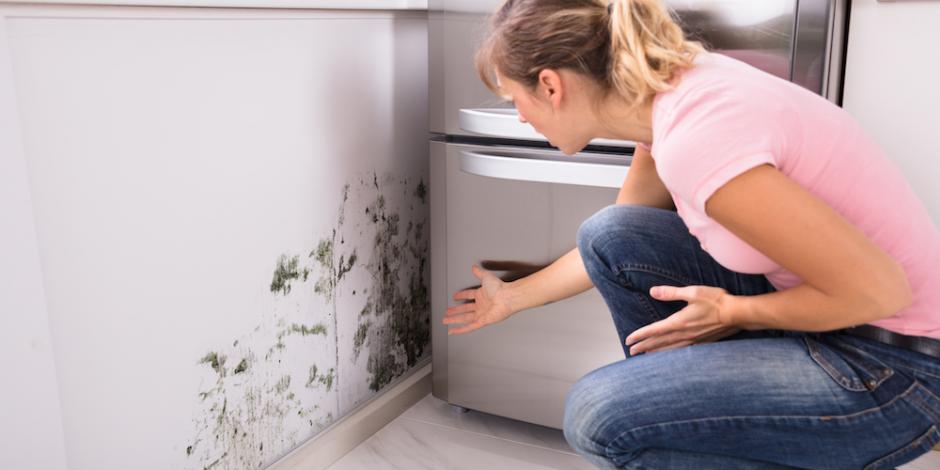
[458,150,629,189]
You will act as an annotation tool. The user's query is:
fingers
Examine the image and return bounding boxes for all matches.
[645,340,695,354]
[444,303,475,317]
[626,316,680,347]
[628,329,690,355]
[442,312,475,325]
[447,321,485,335]
[650,285,725,304]
[453,289,476,301]
[650,285,693,303]
[471,264,484,280]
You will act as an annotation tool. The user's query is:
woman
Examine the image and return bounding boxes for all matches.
[441,0,940,468]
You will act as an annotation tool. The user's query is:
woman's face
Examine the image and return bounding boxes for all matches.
[496,71,594,155]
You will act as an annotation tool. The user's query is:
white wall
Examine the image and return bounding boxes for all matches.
[0,4,428,469]
[0,16,69,470]
[842,0,940,224]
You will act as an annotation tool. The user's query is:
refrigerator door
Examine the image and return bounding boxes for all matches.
[430,140,629,429]
[431,0,817,139]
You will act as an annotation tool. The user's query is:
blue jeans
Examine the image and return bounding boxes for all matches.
[565,204,940,469]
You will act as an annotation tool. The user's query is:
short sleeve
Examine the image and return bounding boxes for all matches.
[652,88,781,214]
[637,142,652,151]
[690,152,775,212]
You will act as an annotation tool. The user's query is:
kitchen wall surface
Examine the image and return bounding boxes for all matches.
[0,4,429,470]
[841,0,940,226]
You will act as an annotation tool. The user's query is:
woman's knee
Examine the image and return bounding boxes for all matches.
[563,366,625,455]
[576,204,672,268]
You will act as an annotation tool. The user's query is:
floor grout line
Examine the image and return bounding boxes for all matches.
[397,415,582,457]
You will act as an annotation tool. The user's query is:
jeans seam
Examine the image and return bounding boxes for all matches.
[832,338,896,388]
[862,424,940,470]
[615,263,699,288]
[604,380,919,458]
[804,336,868,391]
[631,290,667,323]
[907,382,940,424]
[836,337,940,381]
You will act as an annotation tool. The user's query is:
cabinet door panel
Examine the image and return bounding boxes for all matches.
[442,143,625,429]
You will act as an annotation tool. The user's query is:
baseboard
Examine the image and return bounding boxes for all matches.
[269,358,432,470]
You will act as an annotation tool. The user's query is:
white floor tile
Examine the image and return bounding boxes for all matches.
[327,416,594,470]
[328,392,940,469]
[900,449,940,470]
[400,394,575,455]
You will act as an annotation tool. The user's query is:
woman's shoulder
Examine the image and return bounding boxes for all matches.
[653,51,816,136]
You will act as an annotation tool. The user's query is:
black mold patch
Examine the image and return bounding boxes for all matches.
[415,179,427,204]
[346,174,430,391]
[185,171,429,469]
[233,358,249,375]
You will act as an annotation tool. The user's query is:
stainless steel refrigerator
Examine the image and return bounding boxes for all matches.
[429,0,848,429]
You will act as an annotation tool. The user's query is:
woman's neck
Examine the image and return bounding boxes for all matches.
[595,96,655,145]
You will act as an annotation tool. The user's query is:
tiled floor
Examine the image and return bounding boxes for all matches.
[327,393,940,469]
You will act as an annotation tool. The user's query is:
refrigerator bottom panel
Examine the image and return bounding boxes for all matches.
[430,140,628,429]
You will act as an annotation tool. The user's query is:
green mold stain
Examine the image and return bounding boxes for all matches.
[336,250,358,281]
[233,358,249,375]
[353,321,370,359]
[306,364,319,388]
[285,323,327,337]
[304,364,335,392]
[312,239,334,270]
[320,368,335,392]
[274,375,291,394]
[270,254,301,295]
[199,351,228,378]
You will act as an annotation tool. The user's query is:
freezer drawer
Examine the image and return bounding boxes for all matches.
[430,140,629,429]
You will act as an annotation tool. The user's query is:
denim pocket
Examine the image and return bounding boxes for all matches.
[803,333,895,392]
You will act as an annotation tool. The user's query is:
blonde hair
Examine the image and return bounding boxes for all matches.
[476,0,704,110]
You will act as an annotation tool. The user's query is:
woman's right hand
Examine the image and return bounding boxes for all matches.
[443,265,516,335]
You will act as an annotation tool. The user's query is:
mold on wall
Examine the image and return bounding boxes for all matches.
[183,171,430,469]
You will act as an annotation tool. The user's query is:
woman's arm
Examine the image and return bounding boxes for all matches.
[623,163,912,355]
[444,145,673,334]
[708,164,913,331]
[506,145,674,311]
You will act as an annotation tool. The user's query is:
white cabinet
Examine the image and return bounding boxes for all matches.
[430,141,627,429]
[0,4,428,469]
[842,0,940,224]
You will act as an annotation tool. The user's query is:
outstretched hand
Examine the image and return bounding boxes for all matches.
[443,265,516,335]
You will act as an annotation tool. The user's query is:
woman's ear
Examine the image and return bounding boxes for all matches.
[537,69,564,111]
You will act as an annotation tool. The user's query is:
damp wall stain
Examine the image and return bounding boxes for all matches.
[355,175,430,391]
[183,171,429,469]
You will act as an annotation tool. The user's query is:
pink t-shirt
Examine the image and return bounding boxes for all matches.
[643,51,940,339]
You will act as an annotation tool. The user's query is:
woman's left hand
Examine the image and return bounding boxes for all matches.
[625,285,742,355]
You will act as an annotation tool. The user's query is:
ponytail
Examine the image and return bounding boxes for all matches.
[476,0,703,111]
[607,0,703,109]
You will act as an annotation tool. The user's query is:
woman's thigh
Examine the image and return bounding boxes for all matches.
[563,334,940,469]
